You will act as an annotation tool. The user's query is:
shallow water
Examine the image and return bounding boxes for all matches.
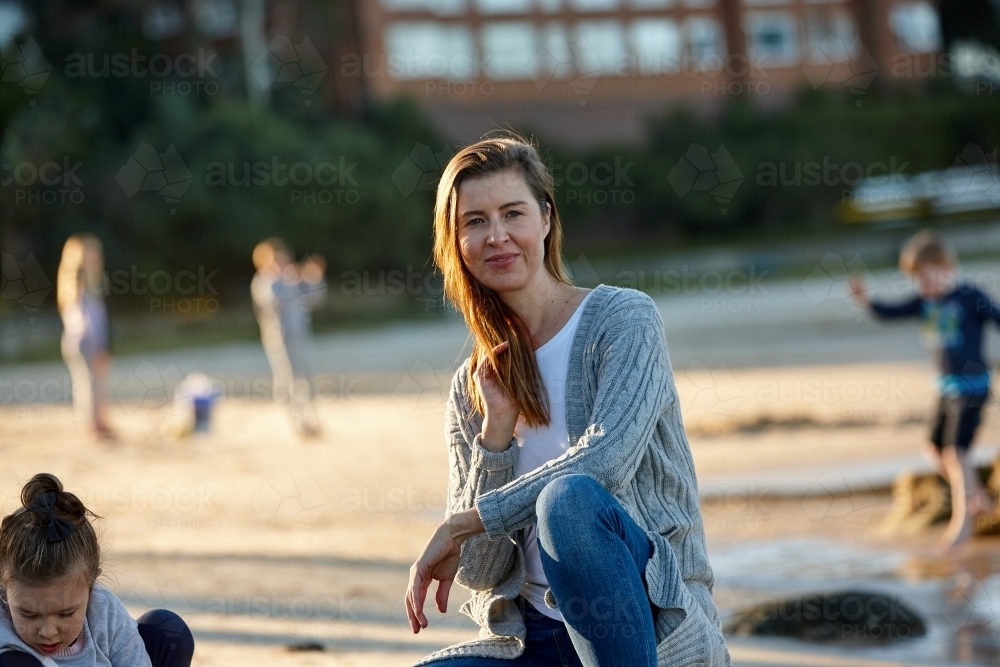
[711,536,1000,666]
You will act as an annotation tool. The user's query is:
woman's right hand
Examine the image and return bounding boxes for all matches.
[473,341,518,452]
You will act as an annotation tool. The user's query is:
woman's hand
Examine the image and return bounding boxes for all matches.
[474,341,518,452]
[405,508,485,633]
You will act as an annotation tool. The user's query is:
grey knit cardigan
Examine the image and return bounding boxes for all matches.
[414,284,730,667]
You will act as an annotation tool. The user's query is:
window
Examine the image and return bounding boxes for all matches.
[380,0,467,15]
[630,19,682,74]
[890,1,942,53]
[744,11,799,65]
[535,22,575,80]
[686,16,725,65]
[805,10,856,62]
[143,2,185,40]
[193,0,238,38]
[630,0,674,8]
[568,0,619,11]
[0,2,27,37]
[575,21,628,73]
[383,22,476,79]
[481,22,537,79]
[474,0,532,13]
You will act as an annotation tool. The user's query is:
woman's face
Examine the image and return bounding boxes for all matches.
[5,573,90,656]
[455,170,550,296]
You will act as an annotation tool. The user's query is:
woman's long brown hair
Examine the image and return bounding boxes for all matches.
[432,136,573,427]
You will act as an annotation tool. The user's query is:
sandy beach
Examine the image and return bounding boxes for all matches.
[2,270,1000,666]
[2,361,999,666]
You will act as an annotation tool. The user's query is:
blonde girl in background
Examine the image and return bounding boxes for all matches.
[57,234,113,441]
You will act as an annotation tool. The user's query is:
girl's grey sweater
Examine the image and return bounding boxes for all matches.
[0,585,151,667]
[415,284,731,666]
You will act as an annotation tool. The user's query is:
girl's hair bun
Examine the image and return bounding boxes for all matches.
[21,473,88,525]
[1,473,101,588]
[21,473,63,504]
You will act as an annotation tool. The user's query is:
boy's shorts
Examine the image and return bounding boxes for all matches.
[929,391,991,452]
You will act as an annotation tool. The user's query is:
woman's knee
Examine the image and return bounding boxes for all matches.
[0,652,43,667]
[536,474,607,530]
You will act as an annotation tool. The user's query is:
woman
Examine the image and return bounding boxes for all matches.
[404,138,729,667]
[57,233,114,440]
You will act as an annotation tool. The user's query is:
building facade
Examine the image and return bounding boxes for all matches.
[352,0,943,145]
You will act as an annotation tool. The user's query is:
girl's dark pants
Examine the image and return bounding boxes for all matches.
[0,609,194,667]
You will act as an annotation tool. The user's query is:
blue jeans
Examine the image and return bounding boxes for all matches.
[0,609,194,667]
[424,474,658,667]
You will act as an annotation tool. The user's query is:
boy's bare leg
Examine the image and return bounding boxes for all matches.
[921,442,947,479]
[938,445,981,551]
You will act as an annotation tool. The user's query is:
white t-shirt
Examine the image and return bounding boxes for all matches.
[513,289,593,620]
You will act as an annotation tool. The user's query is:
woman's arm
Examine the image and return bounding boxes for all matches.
[441,368,520,591]
[404,355,522,633]
[475,291,672,540]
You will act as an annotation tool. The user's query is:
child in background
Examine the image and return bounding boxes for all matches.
[57,234,114,441]
[251,238,327,438]
[850,230,1000,550]
[0,473,193,666]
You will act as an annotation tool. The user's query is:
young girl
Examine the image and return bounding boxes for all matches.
[57,234,114,441]
[0,474,194,666]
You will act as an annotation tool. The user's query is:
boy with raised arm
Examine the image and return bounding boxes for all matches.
[851,231,1000,550]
